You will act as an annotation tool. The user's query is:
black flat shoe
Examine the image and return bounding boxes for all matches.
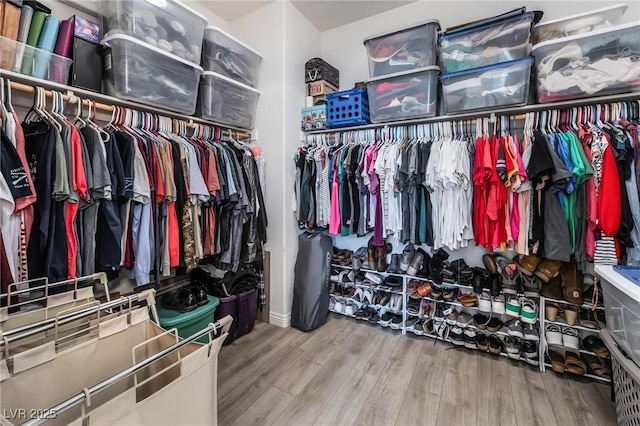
[162,287,198,313]
[472,268,487,293]
[190,284,209,307]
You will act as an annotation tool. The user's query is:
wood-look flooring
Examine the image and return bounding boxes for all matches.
[218,314,616,426]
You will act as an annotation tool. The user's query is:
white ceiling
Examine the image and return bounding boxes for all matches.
[197,0,415,31]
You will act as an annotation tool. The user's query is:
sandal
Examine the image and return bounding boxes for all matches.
[579,308,600,329]
[582,354,612,379]
[423,319,435,335]
[564,351,587,375]
[545,302,563,322]
[379,292,391,307]
[561,305,579,326]
[548,350,565,373]
[457,293,478,307]
[583,335,610,358]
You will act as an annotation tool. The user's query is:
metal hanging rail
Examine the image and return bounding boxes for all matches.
[304,91,640,135]
[0,69,253,139]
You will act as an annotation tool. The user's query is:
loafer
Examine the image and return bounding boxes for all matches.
[488,335,503,355]
[476,334,489,351]
[486,318,504,332]
[473,313,490,330]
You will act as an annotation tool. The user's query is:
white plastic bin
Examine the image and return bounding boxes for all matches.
[198,71,260,130]
[365,66,439,123]
[203,26,262,88]
[440,57,533,114]
[364,20,440,78]
[596,265,640,368]
[102,34,203,115]
[532,3,628,44]
[439,12,534,73]
[99,0,207,64]
[0,36,72,84]
[532,21,640,103]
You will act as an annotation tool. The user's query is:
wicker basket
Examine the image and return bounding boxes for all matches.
[602,328,640,425]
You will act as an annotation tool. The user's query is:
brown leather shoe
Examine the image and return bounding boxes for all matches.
[541,275,563,299]
[561,262,583,305]
[514,254,542,276]
[375,246,388,272]
[534,259,562,283]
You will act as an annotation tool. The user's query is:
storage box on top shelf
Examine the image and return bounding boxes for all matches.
[439,11,535,73]
[68,14,100,44]
[0,35,72,84]
[365,66,439,123]
[70,37,102,92]
[307,79,337,97]
[98,0,207,65]
[440,57,533,114]
[301,104,327,131]
[198,71,260,130]
[532,21,640,104]
[326,88,369,128]
[0,0,22,41]
[305,57,339,88]
[532,3,627,44]
[364,19,440,78]
[203,26,262,88]
[102,34,203,115]
[596,265,640,368]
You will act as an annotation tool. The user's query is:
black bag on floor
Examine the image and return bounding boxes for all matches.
[291,232,332,331]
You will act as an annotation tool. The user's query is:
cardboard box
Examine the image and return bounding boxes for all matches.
[307,79,337,97]
[301,105,327,131]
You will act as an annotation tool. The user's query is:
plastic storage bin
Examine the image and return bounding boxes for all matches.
[0,36,72,84]
[597,265,640,368]
[532,21,640,103]
[326,88,370,128]
[365,66,439,123]
[198,71,260,129]
[439,12,534,73]
[157,295,220,344]
[102,34,203,115]
[203,26,262,88]
[601,328,640,426]
[532,3,628,44]
[440,57,533,114]
[214,288,257,345]
[364,20,440,78]
[98,0,207,64]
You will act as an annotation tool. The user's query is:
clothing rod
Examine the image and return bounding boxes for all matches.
[0,69,253,138]
[305,91,640,135]
[0,290,155,346]
[21,316,232,426]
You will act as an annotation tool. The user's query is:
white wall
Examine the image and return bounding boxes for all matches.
[229,1,321,327]
[321,0,640,89]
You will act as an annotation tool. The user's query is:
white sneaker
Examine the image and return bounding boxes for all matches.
[492,294,506,315]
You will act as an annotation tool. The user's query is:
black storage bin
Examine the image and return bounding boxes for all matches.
[305,57,339,88]
[70,37,102,92]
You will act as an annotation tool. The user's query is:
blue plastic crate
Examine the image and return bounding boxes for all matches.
[326,88,370,127]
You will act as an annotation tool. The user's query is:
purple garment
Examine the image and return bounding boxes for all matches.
[367,146,384,246]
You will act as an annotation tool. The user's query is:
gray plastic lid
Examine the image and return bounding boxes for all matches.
[202,71,261,94]
[531,20,640,52]
[102,34,204,71]
[364,19,441,44]
[364,65,440,84]
[205,25,263,58]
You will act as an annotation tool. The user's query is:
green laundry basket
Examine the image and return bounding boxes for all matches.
[157,295,220,344]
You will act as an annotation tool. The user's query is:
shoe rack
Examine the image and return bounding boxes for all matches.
[539,296,611,383]
[329,263,542,369]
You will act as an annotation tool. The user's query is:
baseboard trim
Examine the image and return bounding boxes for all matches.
[269,311,291,328]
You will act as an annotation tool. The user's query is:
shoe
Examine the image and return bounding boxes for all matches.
[379,312,393,327]
[564,351,587,375]
[472,267,487,294]
[541,275,563,299]
[521,274,541,298]
[369,309,381,324]
[473,313,490,330]
[430,285,444,300]
[329,296,336,311]
[560,261,583,305]
[416,249,432,278]
[504,336,521,360]
[345,301,357,316]
[423,319,435,335]
[492,294,506,315]
[463,328,477,349]
[545,324,563,346]
[579,308,600,329]
[457,293,478,307]
[476,334,489,351]
[450,326,465,345]
[405,317,419,330]
[387,254,401,274]
[506,319,524,338]
[334,299,345,314]
[488,335,503,355]
[487,273,502,297]
[478,292,492,313]
[365,272,384,285]
[363,289,374,305]
[162,287,199,313]
[407,251,424,276]
[582,335,610,358]
[548,350,565,373]
[495,255,518,295]
[482,253,499,275]
[534,259,562,283]
[523,324,540,341]
[522,340,539,365]
[514,254,542,276]
[351,255,362,272]
[562,327,580,350]
[384,276,402,288]
[190,284,209,307]
[429,249,449,284]
[412,319,425,336]
[399,244,415,272]
[520,298,538,324]
[406,298,420,315]
[486,318,504,333]
[416,281,432,297]
[353,287,364,303]
[442,287,459,301]
[445,308,458,325]
[419,299,434,318]
[390,315,403,329]
[561,305,579,326]
[583,354,612,379]
[506,296,521,318]
[545,302,562,322]
[456,312,473,328]
[435,320,450,340]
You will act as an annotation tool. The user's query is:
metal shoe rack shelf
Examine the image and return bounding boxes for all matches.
[330,263,542,370]
[539,296,611,383]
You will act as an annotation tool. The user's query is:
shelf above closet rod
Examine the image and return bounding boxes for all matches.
[305,91,640,135]
[0,69,253,139]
